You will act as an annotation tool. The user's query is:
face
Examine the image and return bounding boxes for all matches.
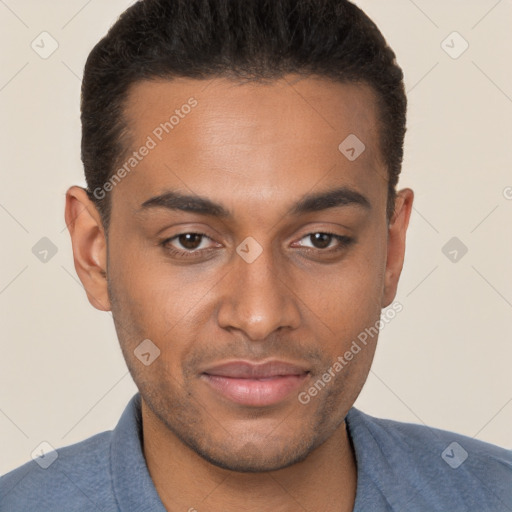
[67,75,413,472]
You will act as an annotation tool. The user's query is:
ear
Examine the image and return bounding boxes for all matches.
[64,186,111,311]
[381,188,414,308]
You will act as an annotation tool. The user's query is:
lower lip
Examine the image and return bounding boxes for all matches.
[201,373,309,406]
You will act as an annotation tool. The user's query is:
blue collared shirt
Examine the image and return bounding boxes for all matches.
[1,393,511,511]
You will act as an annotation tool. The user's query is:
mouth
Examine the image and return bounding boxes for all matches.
[200,360,310,407]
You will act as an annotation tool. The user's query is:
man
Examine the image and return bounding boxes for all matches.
[1,0,510,510]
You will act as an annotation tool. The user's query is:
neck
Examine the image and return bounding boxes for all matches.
[141,400,357,512]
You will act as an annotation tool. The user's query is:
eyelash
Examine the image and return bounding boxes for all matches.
[161,232,214,259]
[160,232,354,259]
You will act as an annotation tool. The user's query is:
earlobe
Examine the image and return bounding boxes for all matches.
[381,188,414,308]
[64,186,111,312]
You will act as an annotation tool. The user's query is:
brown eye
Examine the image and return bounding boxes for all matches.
[294,232,353,252]
[162,232,213,253]
[309,233,333,249]
[177,233,204,250]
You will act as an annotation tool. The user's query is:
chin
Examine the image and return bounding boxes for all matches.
[193,442,314,473]
[176,426,320,473]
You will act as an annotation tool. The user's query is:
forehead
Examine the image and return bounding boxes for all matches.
[114,75,387,216]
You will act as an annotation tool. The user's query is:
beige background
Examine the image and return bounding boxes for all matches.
[1,0,511,475]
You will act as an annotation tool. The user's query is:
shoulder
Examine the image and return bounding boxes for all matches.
[347,408,512,511]
[348,407,512,465]
[349,407,511,457]
[0,430,119,512]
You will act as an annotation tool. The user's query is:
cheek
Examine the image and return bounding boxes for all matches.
[109,237,209,324]
[297,235,386,323]
[108,256,224,383]
[108,220,387,353]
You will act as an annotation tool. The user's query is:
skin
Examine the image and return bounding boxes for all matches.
[65,74,413,512]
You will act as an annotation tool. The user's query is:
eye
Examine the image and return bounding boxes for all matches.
[162,233,216,253]
[295,232,353,251]
[160,231,353,261]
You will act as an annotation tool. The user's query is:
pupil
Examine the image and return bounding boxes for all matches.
[179,233,202,250]
[311,233,331,249]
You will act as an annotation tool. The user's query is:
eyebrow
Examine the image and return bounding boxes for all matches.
[290,186,371,215]
[138,186,371,218]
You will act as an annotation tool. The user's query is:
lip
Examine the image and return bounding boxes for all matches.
[200,360,310,407]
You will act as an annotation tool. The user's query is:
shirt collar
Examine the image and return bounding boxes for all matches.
[110,393,379,511]
[110,393,167,512]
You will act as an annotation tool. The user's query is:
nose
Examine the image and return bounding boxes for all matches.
[216,244,301,341]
